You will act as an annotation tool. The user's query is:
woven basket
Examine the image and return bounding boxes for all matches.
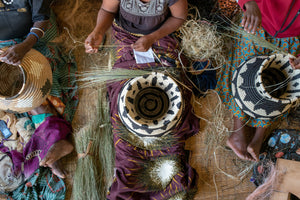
[118,72,183,137]
[232,54,300,120]
[0,49,52,113]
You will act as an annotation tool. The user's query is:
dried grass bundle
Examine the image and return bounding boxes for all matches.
[221,20,294,58]
[75,68,155,88]
[179,19,226,67]
[72,88,114,200]
[114,121,179,150]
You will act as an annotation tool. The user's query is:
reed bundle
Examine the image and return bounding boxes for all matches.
[72,88,114,200]
[219,17,293,57]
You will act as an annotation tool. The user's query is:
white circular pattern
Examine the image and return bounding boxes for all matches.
[118,72,183,137]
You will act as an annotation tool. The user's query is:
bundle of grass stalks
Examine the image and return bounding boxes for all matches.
[76,68,168,89]
[220,17,293,57]
[72,88,114,200]
[179,19,226,68]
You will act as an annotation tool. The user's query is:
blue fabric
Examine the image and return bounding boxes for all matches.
[188,60,217,96]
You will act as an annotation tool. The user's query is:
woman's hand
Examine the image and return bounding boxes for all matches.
[289,56,300,69]
[132,35,156,52]
[0,43,31,65]
[85,31,104,54]
[242,1,261,34]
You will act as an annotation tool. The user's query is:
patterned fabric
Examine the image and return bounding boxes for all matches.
[117,0,178,34]
[0,116,71,179]
[120,0,172,16]
[106,24,199,199]
[215,25,300,128]
[251,129,300,186]
[2,167,66,200]
[112,22,182,69]
[216,0,240,20]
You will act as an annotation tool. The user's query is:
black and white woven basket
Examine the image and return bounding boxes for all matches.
[118,72,183,137]
[232,54,300,120]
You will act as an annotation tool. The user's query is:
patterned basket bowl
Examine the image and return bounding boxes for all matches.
[118,72,183,137]
[232,54,300,120]
[0,49,52,113]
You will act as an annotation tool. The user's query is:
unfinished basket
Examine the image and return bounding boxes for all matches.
[0,49,52,113]
[232,54,300,120]
[118,72,183,137]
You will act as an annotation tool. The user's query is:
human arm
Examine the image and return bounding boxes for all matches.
[237,0,261,34]
[289,56,300,69]
[0,0,51,65]
[85,0,119,53]
[132,0,188,52]
[0,20,49,65]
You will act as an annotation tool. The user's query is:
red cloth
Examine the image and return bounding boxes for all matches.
[237,0,300,38]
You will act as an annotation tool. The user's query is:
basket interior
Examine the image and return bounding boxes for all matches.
[0,62,24,98]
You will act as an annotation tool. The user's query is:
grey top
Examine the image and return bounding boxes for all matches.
[116,0,178,35]
[0,0,52,40]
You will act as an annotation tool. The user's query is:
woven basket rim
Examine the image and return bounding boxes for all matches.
[0,63,26,100]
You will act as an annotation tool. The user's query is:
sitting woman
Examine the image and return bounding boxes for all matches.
[216,0,300,162]
[85,0,187,53]
[0,0,77,197]
[85,0,200,199]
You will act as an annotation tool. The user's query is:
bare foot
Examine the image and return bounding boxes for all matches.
[48,159,68,179]
[40,140,73,167]
[227,117,256,161]
[247,127,266,162]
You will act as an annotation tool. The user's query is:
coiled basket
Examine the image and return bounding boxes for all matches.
[0,49,52,113]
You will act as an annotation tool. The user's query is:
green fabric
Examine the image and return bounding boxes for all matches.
[31,113,53,125]
[2,168,66,200]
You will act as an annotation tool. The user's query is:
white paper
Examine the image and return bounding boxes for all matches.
[133,48,155,64]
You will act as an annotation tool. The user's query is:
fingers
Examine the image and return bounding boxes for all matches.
[132,42,149,52]
[85,33,104,54]
[0,52,21,65]
[85,42,98,54]
[289,57,300,69]
[242,15,260,34]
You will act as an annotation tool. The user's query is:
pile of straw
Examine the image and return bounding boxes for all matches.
[179,19,225,68]
[72,88,114,200]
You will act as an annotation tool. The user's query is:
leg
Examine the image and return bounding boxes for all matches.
[247,127,266,162]
[226,116,256,161]
[47,159,68,179]
[39,139,73,167]
[30,103,73,178]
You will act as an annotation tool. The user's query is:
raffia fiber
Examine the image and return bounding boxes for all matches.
[72,88,114,200]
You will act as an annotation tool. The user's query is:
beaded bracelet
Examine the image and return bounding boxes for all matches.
[27,32,40,41]
[30,27,45,37]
